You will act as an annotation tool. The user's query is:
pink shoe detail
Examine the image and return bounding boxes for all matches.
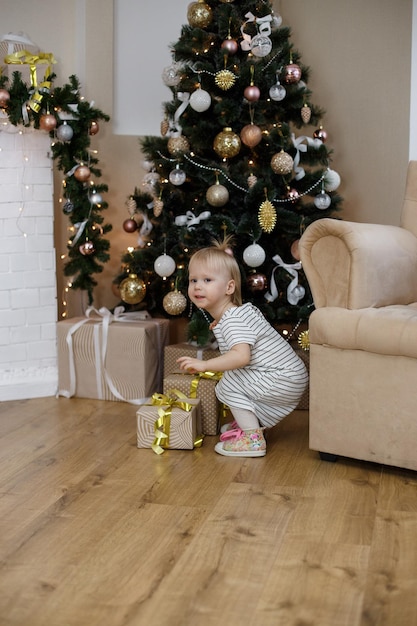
[215,428,266,457]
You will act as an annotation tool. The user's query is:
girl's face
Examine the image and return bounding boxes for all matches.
[188,260,235,316]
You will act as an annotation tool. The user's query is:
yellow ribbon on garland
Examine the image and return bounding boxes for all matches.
[4,50,56,112]
[146,390,203,455]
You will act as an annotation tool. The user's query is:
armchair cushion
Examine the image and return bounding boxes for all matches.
[310,303,417,358]
[300,218,417,309]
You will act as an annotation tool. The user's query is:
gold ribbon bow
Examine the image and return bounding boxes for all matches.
[189,371,229,424]
[146,390,203,455]
[4,50,56,112]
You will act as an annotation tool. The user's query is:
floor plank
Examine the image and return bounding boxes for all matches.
[1,397,417,626]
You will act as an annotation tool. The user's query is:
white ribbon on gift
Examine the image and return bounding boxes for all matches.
[291,133,323,180]
[175,210,211,229]
[240,12,272,51]
[57,306,168,405]
[265,254,306,306]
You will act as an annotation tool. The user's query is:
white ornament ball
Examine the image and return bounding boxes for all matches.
[89,191,103,205]
[243,243,266,268]
[169,167,187,186]
[324,169,341,191]
[56,122,74,142]
[314,190,332,210]
[190,88,211,112]
[154,254,176,277]
[162,63,182,87]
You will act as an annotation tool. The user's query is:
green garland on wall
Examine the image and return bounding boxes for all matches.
[0,70,112,304]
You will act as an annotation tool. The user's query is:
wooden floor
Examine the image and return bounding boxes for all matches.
[1,398,417,626]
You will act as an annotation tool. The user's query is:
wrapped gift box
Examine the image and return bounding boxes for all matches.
[57,314,170,403]
[164,342,220,377]
[137,395,202,453]
[163,372,222,435]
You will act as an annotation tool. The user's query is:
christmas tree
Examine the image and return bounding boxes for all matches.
[115,0,342,345]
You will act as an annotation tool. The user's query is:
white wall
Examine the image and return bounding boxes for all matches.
[0,126,57,401]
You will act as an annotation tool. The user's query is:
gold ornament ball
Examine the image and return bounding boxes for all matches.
[206,182,229,207]
[187,0,213,28]
[163,290,187,316]
[119,273,146,305]
[0,88,10,107]
[213,127,241,159]
[291,239,301,261]
[39,113,57,132]
[271,150,294,175]
[74,164,91,182]
[79,241,95,255]
[89,120,99,135]
[240,124,263,148]
[167,135,190,157]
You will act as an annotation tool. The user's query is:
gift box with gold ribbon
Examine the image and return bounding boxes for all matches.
[136,390,203,454]
[164,342,220,377]
[1,34,56,117]
[57,307,170,403]
[163,371,223,435]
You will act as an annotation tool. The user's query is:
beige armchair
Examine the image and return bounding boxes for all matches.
[299,161,417,471]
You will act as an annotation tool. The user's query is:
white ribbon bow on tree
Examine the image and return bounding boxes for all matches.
[291,133,323,180]
[240,12,272,51]
[265,254,305,306]
[167,91,190,136]
[175,210,211,229]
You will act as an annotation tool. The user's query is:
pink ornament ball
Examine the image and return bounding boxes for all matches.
[244,85,260,102]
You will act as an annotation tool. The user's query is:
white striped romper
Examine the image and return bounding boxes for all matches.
[212,302,309,428]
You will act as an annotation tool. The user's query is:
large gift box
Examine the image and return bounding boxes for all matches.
[164,342,220,376]
[163,371,222,435]
[137,392,202,454]
[57,308,170,403]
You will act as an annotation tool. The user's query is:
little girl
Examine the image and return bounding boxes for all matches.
[177,238,308,458]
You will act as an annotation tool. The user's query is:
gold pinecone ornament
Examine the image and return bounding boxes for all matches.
[258,195,277,233]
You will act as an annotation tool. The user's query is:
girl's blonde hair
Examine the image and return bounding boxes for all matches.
[189,235,242,306]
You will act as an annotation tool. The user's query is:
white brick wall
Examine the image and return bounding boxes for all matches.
[0,122,58,400]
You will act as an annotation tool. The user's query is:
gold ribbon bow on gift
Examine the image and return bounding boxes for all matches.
[147,389,204,455]
[4,50,56,113]
[189,371,229,424]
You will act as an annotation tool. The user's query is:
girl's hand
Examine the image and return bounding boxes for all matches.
[176,356,205,374]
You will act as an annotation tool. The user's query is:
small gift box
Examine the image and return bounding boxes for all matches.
[57,307,170,403]
[163,371,223,435]
[164,342,220,377]
[136,391,203,454]
[0,32,39,60]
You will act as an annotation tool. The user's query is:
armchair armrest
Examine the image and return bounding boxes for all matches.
[299,218,417,309]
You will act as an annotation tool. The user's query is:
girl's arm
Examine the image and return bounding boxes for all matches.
[177,343,250,374]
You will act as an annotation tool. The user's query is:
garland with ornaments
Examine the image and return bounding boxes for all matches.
[114,0,343,344]
[0,60,111,306]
